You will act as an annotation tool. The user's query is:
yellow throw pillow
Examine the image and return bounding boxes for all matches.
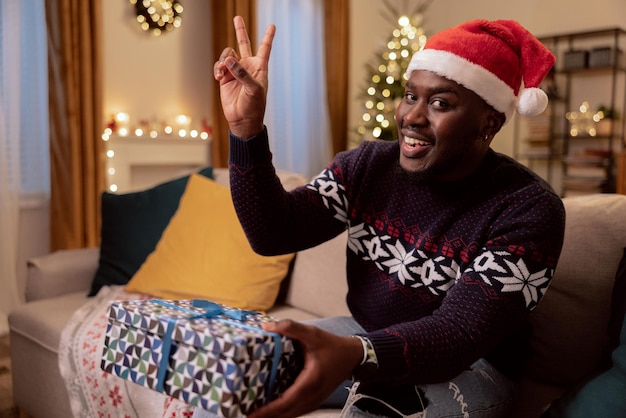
[125,174,295,311]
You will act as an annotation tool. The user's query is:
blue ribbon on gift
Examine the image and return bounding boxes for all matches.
[149,299,283,403]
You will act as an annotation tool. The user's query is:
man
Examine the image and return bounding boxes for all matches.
[204,16,565,418]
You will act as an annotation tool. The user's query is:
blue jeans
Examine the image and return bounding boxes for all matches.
[192,317,515,418]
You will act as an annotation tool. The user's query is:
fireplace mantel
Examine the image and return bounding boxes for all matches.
[104,135,211,193]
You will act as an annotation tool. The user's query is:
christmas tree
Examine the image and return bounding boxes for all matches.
[353,0,431,146]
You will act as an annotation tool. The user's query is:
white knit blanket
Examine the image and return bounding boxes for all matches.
[58,285,196,418]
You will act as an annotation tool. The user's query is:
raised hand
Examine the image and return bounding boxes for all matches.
[213,16,276,139]
[248,319,363,418]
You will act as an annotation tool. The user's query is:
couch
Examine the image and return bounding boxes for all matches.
[9,167,626,418]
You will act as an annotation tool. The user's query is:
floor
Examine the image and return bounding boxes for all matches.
[0,334,19,418]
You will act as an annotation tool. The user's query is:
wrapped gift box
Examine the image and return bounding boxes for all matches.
[101,299,300,417]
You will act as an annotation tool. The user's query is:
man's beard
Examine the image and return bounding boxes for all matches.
[394,161,437,186]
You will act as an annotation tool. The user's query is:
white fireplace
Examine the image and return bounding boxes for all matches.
[104,135,211,194]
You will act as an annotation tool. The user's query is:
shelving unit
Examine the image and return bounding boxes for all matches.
[514,27,626,197]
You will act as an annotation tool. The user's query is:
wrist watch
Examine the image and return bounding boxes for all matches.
[351,335,378,381]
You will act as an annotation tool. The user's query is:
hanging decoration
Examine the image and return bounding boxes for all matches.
[353,0,432,145]
[130,0,183,37]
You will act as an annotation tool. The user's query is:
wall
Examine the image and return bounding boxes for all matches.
[103,0,213,132]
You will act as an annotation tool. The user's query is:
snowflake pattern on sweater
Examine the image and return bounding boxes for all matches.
[308,168,551,309]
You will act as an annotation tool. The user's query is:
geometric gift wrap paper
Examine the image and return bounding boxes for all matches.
[101,299,301,417]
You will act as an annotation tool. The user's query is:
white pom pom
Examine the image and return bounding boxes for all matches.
[516,87,549,117]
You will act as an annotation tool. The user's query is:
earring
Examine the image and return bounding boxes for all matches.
[483,134,490,142]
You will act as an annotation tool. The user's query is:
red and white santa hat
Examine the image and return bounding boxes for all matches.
[406,19,555,122]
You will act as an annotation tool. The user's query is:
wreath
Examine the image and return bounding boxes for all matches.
[132,0,183,36]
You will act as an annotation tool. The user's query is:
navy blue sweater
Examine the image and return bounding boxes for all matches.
[229,129,566,385]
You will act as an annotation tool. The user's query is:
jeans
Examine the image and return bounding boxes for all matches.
[192,316,515,418]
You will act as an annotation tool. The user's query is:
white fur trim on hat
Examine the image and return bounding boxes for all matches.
[407,49,516,121]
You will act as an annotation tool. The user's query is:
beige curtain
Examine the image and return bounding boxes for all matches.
[210,0,258,168]
[324,0,350,155]
[46,0,104,251]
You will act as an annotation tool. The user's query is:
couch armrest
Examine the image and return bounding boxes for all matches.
[25,247,100,302]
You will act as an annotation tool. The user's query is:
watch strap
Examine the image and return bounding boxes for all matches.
[351,335,378,381]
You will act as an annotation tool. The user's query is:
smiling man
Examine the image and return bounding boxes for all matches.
[201,17,566,418]
[396,70,503,183]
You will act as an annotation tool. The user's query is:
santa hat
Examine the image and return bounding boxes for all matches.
[406,19,555,122]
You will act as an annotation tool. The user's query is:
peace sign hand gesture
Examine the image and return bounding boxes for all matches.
[213,16,276,140]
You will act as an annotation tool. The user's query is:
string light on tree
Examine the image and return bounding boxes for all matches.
[355,0,431,145]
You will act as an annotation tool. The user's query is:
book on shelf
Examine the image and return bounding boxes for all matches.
[562,176,606,194]
[523,108,552,142]
[565,166,607,178]
[522,145,552,158]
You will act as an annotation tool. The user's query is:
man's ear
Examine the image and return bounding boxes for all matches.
[485,110,505,137]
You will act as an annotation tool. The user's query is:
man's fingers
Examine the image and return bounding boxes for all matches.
[263,319,318,343]
[214,48,238,80]
[256,24,276,62]
[224,56,253,84]
[233,16,252,58]
[233,15,275,63]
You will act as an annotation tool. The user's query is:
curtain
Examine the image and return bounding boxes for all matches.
[257,0,332,178]
[209,0,349,171]
[324,0,350,156]
[210,0,257,168]
[46,0,104,251]
[0,1,23,336]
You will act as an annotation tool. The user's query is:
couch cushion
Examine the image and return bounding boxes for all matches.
[125,174,295,311]
[26,247,99,302]
[8,291,90,352]
[286,231,350,318]
[525,194,626,387]
[89,166,213,296]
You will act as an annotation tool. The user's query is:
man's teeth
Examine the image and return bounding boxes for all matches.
[404,137,429,146]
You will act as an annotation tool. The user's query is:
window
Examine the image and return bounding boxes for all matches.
[0,0,49,204]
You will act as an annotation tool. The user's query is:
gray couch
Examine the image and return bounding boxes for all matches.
[9,168,626,417]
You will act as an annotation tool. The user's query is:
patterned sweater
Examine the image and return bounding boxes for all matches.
[229,128,566,385]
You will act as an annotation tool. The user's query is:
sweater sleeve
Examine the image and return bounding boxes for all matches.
[228,128,346,255]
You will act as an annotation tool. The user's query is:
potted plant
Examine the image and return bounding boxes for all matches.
[594,105,619,137]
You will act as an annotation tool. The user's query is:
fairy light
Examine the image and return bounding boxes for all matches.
[130,0,183,37]
[102,112,212,192]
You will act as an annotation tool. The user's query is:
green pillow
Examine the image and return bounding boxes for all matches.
[88,167,213,296]
[560,313,626,417]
